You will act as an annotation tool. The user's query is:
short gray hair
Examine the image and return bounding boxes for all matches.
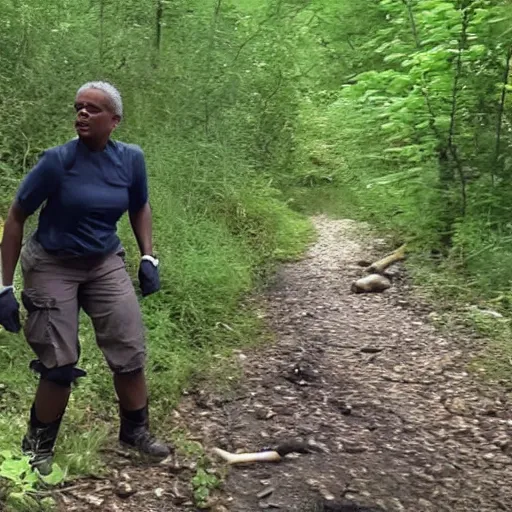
[76,81,123,118]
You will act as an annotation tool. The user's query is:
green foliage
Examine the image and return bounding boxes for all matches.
[468,314,512,382]
[1,452,40,494]
[339,0,512,243]
[0,0,314,507]
[171,431,223,508]
[191,468,222,507]
[285,0,512,384]
[3,0,512,507]
[0,450,64,511]
[290,0,512,297]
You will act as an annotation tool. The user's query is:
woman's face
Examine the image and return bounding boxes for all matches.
[74,89,120,147]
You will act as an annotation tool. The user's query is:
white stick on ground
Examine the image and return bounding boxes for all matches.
[212,447,282,464]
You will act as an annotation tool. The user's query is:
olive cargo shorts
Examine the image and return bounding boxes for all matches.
[20,236,146,374]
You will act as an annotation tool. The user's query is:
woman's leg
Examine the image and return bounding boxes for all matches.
[20,239,83,474]
[34,379,72,423]
[79,250,170,459]
[113,369,147,411]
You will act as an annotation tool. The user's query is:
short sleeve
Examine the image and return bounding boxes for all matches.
[16,149,62,216]
[128,147,149,213]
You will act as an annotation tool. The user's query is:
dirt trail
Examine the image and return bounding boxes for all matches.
[58,216,512,512]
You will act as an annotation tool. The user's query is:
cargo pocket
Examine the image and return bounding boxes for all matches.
[21,289,58,367]
[20,237,43,274]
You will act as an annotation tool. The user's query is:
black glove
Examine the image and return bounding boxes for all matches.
[138,256,160,297]
[0,287,21,333]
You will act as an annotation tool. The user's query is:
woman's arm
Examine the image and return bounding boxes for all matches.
[129,202,153,257]
[130,202,160,297]
[1,148,62,286]
[1,202,29,287]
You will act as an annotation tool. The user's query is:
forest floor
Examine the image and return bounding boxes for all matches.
[54,216,512,512]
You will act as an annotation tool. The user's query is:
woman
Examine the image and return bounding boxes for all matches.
[0,81,170,475]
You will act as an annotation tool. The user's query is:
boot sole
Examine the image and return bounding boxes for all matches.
[119,441,171,462]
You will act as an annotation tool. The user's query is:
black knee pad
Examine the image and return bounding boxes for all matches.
[29,360,87,388]
[113,367,143,377]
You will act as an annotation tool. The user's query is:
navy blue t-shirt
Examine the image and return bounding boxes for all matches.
[16,138,148,257]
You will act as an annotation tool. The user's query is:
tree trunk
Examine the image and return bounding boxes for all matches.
[156,0,163,52]
[494,46,512,184]
[99,0,105,63]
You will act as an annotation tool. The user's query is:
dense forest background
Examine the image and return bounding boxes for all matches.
[1,0,512,507]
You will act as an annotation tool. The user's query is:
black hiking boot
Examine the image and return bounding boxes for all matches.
[119,405,171,460]
[21,417,61,476]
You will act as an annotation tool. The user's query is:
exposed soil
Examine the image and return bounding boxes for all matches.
[54,216,512,512]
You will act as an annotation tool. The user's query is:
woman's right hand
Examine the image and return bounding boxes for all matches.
[0,286,21,333]
[138,256,160,297]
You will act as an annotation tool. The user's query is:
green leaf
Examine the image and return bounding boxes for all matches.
[24,470,39,486]
[383,52,406,63]
[488,17,507,24]
[366,167,422,187]
[432,3,456,14]
[0,450,13,460]
[40,464,66,486]
[467,44,486,58]
[435,115,451,131]
[0,458,28,483]
[381,122,396,131]
[375,42,392,54]
[415,120,430,130]
[401,58,416,67]
[7,492,28,502]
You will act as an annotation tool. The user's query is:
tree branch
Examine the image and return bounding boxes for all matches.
[402,0,443,143]
[447,7,471,215]
[262,69,283,113]
[204,0,223,134]
[232,2,307,63]
[155,0,163,51]
[99,0,105,63]
[493,46,512,184]
[214,0,222,18]
[232,13,278,63]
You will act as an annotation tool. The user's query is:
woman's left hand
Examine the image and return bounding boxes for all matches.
[138,255,160,296]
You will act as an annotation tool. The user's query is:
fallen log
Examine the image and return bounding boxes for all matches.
[351,274,391,294]
[366,244,406,274]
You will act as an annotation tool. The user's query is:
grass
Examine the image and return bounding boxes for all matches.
[284,184,368,220]
[455,306,512,384]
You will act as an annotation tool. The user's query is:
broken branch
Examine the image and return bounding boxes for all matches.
[366,244,406,274]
